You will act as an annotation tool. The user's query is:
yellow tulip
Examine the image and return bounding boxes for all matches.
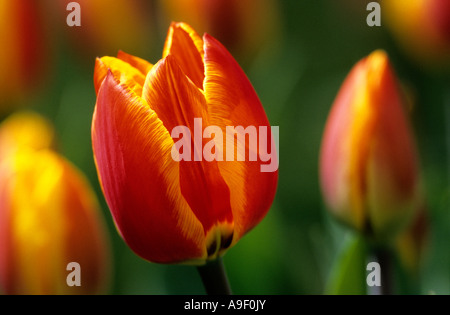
[0,112,110,294]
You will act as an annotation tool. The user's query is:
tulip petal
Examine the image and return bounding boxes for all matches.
[142,55,234,257]
[117,50,153,76]
[92,72,206,263]
[0,162,15,294]
[320,59,370,230]
[94,56,146,96]
[203,34,278,241]
[1,150,77,294]
[60,158,110,294]
[364,53,420,237]
[162,22,205,89]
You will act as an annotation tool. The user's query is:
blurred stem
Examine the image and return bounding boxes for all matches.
[196,257,232,295]
[373,247,393,295]
[445,90,450,192]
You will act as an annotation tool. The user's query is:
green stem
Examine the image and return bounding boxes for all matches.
[196,257,232,295]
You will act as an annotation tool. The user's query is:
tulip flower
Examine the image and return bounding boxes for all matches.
[0,0,46,107]
[0,112,110,295]
[319,50,422,243]
[157,0,280,61]
[92,22,278,265]
[383,0,450,69]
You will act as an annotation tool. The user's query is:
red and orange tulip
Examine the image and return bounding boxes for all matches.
[383,0,450,69]
[319,50,422,242]
[0,0,47,107]
[92,22,278,264]
[0,112,110,295]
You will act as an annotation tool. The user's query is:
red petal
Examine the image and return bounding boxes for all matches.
[142,55,234,255]
[0,163,15,294]
[92,71,206,263]
[319,59,366,229]
[203,34,278,241]
[365,53,420,235]
[162,22,205,89]
[94,56,146,96]
[60,159,110,294]
[117,50,153,76]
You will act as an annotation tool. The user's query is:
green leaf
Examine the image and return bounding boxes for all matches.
[325,233,368,295]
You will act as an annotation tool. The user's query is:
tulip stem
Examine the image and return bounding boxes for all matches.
[374,248,393,295]
[196,257,232,295]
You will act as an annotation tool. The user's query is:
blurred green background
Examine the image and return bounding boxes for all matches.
[2,0,448,294]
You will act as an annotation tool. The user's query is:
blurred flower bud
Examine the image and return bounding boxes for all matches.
[383,0,450,70]
[320,50,422,243]
[0,112,111,294]
[0,0,48,108]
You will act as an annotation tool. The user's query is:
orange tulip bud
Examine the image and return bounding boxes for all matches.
[319,50,422,243]
[0,113,110,295]
[92,22,278,264]
[0,0,47,107]
[383,0,450,69]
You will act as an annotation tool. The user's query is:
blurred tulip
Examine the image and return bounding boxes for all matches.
[320,50,422,243]
[0,112,110,295]
[158,0,281,61]
[59,0,156,60]
[383,0,450,69]
[92,22,278,264]
[0,0,47,107]
[0,112,54,158]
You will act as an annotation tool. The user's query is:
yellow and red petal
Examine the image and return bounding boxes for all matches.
[364,52,420,237]
[162,22,205,89]
[117,50,153,77]
[0,161,14,294]
[0,149,110,294]
[203,34,278,242]
[320,59,369,230]
[60,158,110,294]
[142,55,234,257]
[92,71,206,263]
[94,56,146,96]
